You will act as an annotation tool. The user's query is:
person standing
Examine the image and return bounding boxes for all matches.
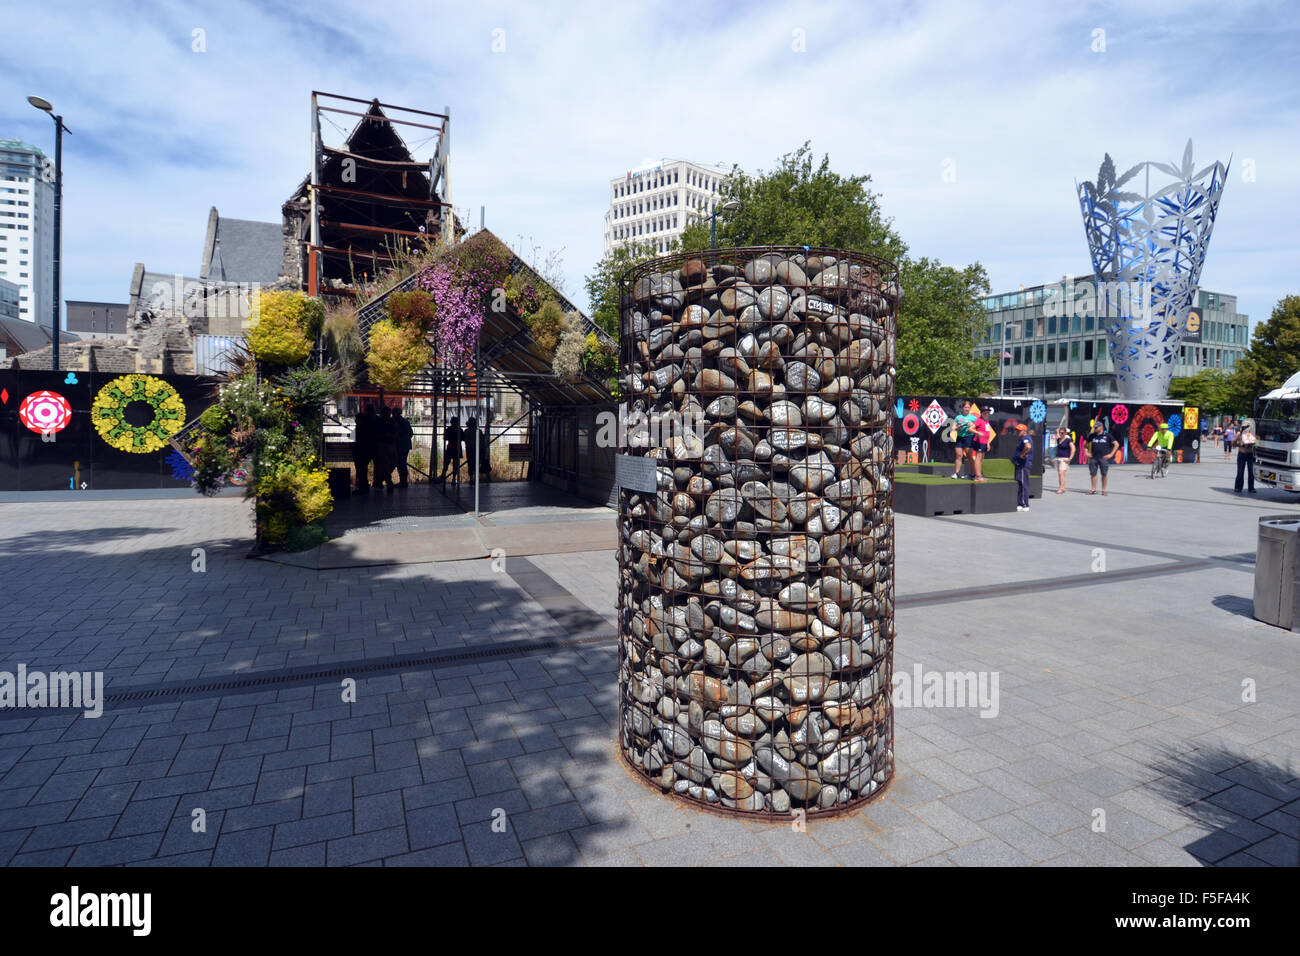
[352,403,376,494]
[1011,423,1034,512]
[1234,423,1257,494]
[969,404,992,482]
[1223,422,1236,460]
[1085,420,1119,496]
[464,416,488,485]
[438,415,463,485]
[950,400,975,479]
[1052,426,1074,494]
[393,408,414,487]
[1211,422,1223,448]
[374,406,398,492]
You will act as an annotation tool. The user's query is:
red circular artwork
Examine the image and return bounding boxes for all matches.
[19,390,73,434]
[902,413,920,435]
[1128,405,1164,465]
[1110,403,1130,425]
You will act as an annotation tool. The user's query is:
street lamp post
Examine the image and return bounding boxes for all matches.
[999,323,1010,396]
[28,96,70,370]
[709,199,740,250]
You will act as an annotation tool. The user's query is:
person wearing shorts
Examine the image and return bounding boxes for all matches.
[951,400,975,479]
[1052,426,1074,494]
[1085,421,1119,495]
[969,404,992,482]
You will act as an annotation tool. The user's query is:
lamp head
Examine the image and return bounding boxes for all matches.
[721,200,741,213]
[27,95,53,113]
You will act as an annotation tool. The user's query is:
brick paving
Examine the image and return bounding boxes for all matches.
[1,460,1298,866]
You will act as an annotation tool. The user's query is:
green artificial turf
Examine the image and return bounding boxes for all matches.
[894,472,1013,485]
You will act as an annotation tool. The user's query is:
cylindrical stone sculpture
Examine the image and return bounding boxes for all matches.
[617,247,898,816]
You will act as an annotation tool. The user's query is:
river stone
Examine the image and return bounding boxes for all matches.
[788,452,835,492]
[715,770,755,801]
[757,287,791,320]
[785,362,821,392]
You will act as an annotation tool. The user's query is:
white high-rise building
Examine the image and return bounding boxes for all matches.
[604,159,730,256]
[0,139,55,327]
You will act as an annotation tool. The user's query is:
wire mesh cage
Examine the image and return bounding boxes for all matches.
[616,246,899,816]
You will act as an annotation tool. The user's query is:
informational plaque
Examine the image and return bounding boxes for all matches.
[615,453,658,492]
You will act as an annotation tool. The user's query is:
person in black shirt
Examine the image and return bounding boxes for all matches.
[1085,420,1119,496]
[352,403,376,494]
[438,416,463,485]
[393,410,414,487]
[374,406,398,492]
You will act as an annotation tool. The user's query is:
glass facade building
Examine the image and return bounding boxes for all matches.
[976,277,1249,400]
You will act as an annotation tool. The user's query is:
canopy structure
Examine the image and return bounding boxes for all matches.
[348,229,618,510]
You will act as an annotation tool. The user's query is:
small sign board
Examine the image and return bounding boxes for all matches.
[615,453,658,492]
[508,443,531,462]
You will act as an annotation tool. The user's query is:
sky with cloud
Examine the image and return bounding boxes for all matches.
[1,0,1297,329]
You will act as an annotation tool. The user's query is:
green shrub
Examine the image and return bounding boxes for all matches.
[365,319,432,391]
[386,289,436,332]
[247,291,325,365]
[285,521,330,552]
[526,298,565,355]
[199,404,231,434]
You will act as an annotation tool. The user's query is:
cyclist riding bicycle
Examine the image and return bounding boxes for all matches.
[1147,422,1174,478]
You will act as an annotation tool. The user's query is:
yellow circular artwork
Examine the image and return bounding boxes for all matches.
[91,374,187,454]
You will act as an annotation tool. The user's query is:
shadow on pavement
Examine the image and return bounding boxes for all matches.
[1146,744,1300,866]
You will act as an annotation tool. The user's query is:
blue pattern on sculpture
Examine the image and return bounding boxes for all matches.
[1077,141,1228,402]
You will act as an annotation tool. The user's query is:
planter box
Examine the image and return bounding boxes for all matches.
[894,479,971,516]
[328,467,352,499]
[970,479,1018,513]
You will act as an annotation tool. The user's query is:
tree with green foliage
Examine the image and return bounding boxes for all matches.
[583,239,660,337]
[672,143,992,395]
[1224,295,1300,413]
[1168,369,1234,415]
[896,259,996,395]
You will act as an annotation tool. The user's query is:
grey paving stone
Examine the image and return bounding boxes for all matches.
[385,843,470,866]
[223,798,302,833]
[213,826,273,866]
[511,802,589,842]
[327,824,410,866]
[270,843,327,866]
[354,791,404,833]
[941,786,1020,822]
[272,811,355,850]
[112,795,180,838]
[405,803,462,850]
[868,822,957,865]
[69,831,165,866]
[402,777,475,810]
[303,779,352,818]
[946,836,1033,867]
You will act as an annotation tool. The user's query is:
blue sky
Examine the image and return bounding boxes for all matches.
[1,0,1297,327]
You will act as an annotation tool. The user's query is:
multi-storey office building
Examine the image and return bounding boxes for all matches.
[0,139,54,326]
[975,277,1249,400]
[0,277,19,321]
[603,159,729,256]
[65,300,130,340]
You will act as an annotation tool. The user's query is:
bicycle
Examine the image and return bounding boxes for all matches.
[1149,448,1170,479]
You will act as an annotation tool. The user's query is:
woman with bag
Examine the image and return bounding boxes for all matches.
[1052,426,1074,494]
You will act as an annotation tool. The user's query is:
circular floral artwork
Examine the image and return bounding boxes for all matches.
[902,413,920,435]
[230,467,250,487]
[19,390,73,434]
[1110,403,1130,425]
[1029,400,1047,423]
[1167,413,1183,437]
[91,374,186,454]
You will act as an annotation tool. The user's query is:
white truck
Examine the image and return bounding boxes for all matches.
[1253,370,1300,491]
